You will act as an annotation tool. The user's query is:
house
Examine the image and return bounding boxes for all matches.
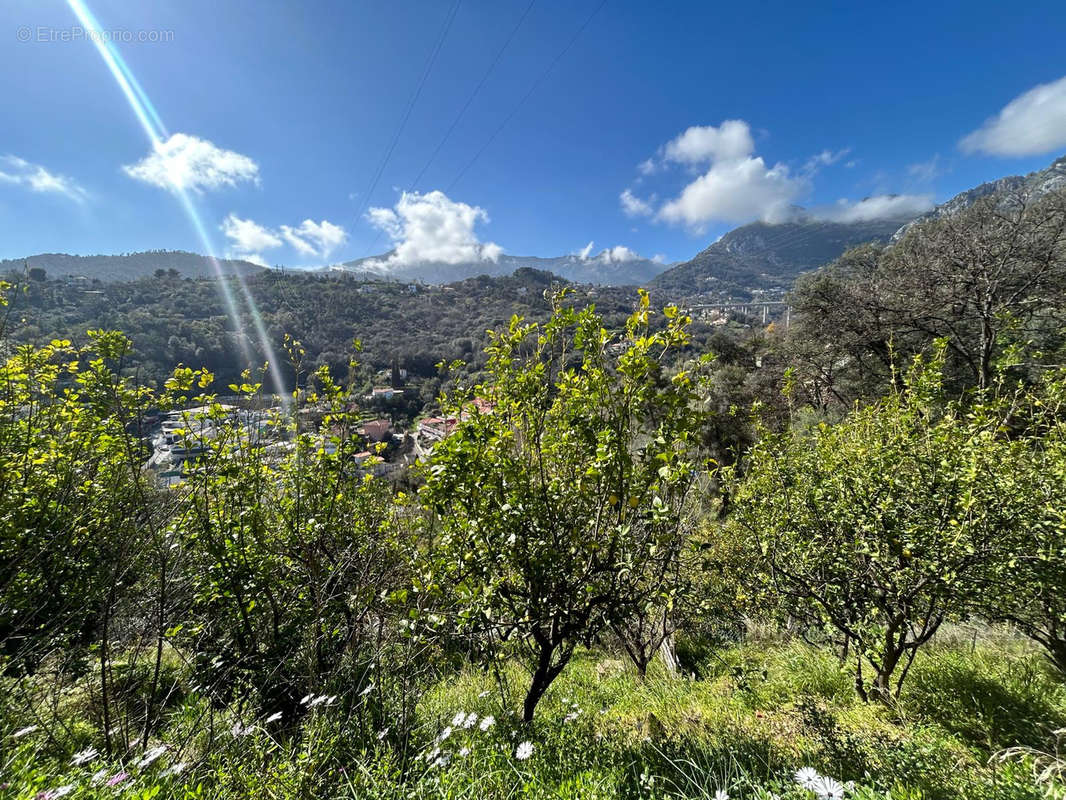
[367,386,397,401]
[357,418,392,442]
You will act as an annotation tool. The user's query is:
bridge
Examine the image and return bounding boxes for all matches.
[688,301,792,326]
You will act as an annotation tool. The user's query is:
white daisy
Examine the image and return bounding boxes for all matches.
[463,712,478,729]
[794,766,821,791]
[515,741,534,761]
[162,762,187,777]
[479,715,495,731]
[71,746,99,766]
[264,711,283,723]
[451,711,467,727]
[814,776,846,800]
[136,744,168,768]
[714,791,729,800]
[438,725,453,742]
[12,725,38,738]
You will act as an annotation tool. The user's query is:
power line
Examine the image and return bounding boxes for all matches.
[352,0,462,232]
[446,0,608,193]
[356,0,538,263]
[409,0,537,192]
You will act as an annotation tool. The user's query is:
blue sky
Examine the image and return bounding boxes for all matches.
[2,0,1066,271]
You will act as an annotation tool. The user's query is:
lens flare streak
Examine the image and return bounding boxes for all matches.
[65,0,289,403]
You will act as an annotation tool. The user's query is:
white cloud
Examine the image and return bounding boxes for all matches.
[280,219,348,259]
[653,120,804,230]
[619,188,654,217]
[803,148,850,174]
[906,155,943,184]
[221,213,347,263]
[597,245,640,263]
[658,154,802,228]
[637,158,658,176]
[221,213,282,253]
[663,120,755,164]
[0,155,87,202]
[960,75,1066,156]
[238,252,270,267]
[818,194,934,223]
[123,133,259,193]
[574,241,642,264]
[365,191,502,269]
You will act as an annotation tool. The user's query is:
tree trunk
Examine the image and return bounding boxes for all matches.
[659,632,680,678]
[523,664,553,723]
[522,637,568,723]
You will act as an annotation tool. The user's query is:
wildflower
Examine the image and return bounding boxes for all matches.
[814,776,845,800]
[563,711,579,723]
[794,767,821,791]
[300,694,312,705]
[106,772,129,787]
[52,785,77,798]
[162,762,187,777]
[309,694,330,708]
[462,712,478,729]
[91,769,108,785]
[264,711,283,723]
[231,722,254,736]
[451,711,467,727]
[714,791,729,800]
[12,725,38,738]
[459,746,471,757]
[478,690,490,698]
[376,728,389,741]
[71,746,99,766]
[136,745,167,769]
[479,715,495,731]
[433,753,451,768]
[438,726,453,742]
[515,741,534,761]
[359,683,374,697]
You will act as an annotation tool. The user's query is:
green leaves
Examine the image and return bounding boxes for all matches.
[730,354,1026,699]
[420,293,709,717]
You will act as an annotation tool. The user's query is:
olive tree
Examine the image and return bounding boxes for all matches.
[729,351,1025,701]
[419,291,708,720]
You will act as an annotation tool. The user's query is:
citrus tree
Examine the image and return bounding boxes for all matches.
[729,352,1025,701]
[419,291,709,720]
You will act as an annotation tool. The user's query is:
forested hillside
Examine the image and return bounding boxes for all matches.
[0,250,267,282]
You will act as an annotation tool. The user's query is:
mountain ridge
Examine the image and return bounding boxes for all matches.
[0,250,267,282]
[330,251,670,286]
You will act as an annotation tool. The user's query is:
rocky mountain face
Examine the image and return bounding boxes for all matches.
[0,251,267,282]
[650,216,915,297]
[330,252,669,286]
[893,155,1066,239]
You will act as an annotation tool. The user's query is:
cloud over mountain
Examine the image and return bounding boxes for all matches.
[365,191,502,270]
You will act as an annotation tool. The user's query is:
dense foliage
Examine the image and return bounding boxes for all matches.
[2,191,1066,798]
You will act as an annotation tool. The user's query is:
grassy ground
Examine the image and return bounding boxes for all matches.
[4,633,1065,799]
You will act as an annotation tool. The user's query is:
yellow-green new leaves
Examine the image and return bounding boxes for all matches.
[420,293,709,720]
